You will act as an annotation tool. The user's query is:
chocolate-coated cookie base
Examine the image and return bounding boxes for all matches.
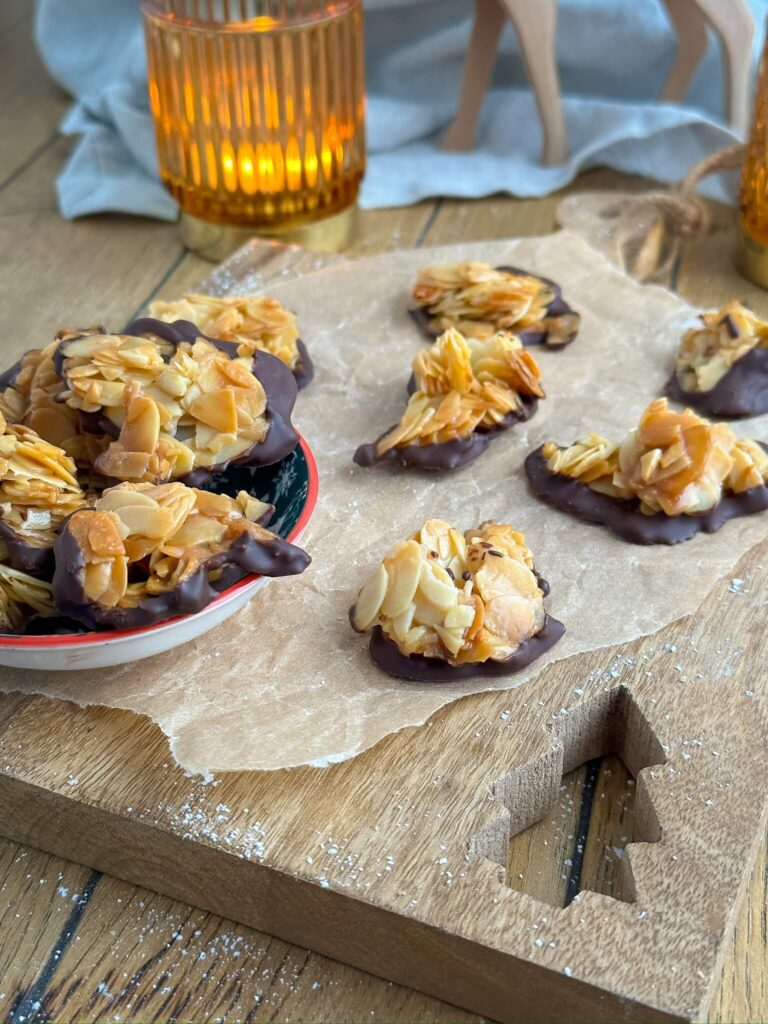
[525,445,768,545]
[294,339,314,389]
[52,512,311,632]
[409,264,579,349]
[124,318,300,485]
[354,399,537,471]
[0,521,53,578]
[367,615,565,682]
[665,347,768,419]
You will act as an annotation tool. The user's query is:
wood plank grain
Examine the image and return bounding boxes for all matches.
[0,142,184,358]
[675,203,768,1024]
[0,839,95,1020]
[3,521,768,1022]
[0,16,68,187]
[0,36,764,1014]
[422,170,660,248]
[143,203,437,314]
[579,755,638,905]
[0,193,765,1024]
[507,767,588,909]
[31,862,479,1024]
[711,836,768,1024]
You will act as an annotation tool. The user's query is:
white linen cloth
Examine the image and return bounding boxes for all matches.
[35,0,767,220]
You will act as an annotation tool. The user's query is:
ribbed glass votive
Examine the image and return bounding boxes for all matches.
[142,0,366,238]
[738,20,768,286]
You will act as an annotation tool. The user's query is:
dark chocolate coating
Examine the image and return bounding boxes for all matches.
[366,615,565,682]
[525,445,768,545]
[0,520,53,577]
[409,264,579,349]
[79,409,118,439]
[293,339,314,389]
[0,355,25,392]
[354,399,538,472]
[722,314,739,339]
[354,430,492,471]
[52,510,311,632]
[665,347,768,419]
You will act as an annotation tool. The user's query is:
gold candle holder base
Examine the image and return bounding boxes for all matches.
[736,224,768,289]
[180,206,357,262]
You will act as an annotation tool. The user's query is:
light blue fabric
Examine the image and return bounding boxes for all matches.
[34,0,768,221]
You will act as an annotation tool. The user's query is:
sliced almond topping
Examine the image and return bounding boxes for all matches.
[60,479,302,614]
[544,398,768,515]
[352,519,547,665]
[411,261,577,346]
[377,327,544,456]
[149,293,302,371]
[121,395,161,454]
[57,327,272,483]
[675,300,768,393]
[352,562,388,630]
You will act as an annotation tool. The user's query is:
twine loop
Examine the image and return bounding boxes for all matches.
[598,143,746,280]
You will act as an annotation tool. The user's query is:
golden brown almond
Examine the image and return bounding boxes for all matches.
[58,328,271,483]
[675,301,768,393]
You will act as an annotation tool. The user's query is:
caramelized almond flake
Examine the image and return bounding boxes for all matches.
[377,327,543,455]
[149,293,302,370]
[0,417,86,551]
[0,563,56,633]
[544,398,768,515]
[62,480,301,613]
[412,261,577,346]
[675,301,768,393]
[58,327,270,483]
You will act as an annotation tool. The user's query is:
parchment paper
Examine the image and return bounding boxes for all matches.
[2,232,766,776]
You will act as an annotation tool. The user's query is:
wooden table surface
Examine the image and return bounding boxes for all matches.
[1,5,766,1021]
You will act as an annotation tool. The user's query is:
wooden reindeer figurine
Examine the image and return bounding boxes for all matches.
[442,0,754,165]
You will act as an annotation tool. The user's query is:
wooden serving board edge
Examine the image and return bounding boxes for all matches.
[0,770,682,1024]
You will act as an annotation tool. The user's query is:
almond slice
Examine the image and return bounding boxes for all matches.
[187,388,239,434]
[352,563,388,630]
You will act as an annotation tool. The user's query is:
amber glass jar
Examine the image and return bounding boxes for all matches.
[738,28,768,286]
[142,0,365,248]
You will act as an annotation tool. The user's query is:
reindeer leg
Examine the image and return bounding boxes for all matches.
[659,0,709,105]
[442,0,507,152]
[501,0,567,165]
[689,0,755,135]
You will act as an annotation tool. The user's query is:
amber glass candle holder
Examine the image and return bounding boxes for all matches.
[142,0,366,256]
[738,22,768,286]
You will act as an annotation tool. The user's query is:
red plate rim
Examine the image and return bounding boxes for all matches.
[0,435,319,648]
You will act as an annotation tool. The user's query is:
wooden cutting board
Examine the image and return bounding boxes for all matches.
[0,245,767,1024]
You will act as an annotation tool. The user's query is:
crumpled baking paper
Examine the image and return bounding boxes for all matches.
[2,232,766,776]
